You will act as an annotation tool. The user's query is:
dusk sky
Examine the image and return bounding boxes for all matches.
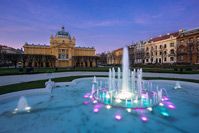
[0,0,199,53]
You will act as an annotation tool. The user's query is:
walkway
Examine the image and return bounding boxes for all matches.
[0,72,198,86]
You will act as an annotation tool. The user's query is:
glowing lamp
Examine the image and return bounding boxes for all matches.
[25,107,31,110]
[141,116,148,122]
[159,103,164,106]
[134,100,138,103]
[106,94,110,99]
[106,105,111,109]
[84,95,89,98]
[93,108,99,113]
[115,115,122,120]
[116,99,121,103]
[147,107,152,111]
[93,100,97,104]
[127,108,131,112]
[168,105,175,109]
[161,112,169,117]
[90,96,92,98]
[84,101,88,104]
[164,97,169,101]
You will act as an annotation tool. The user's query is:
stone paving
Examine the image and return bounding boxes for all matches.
[0,71,198,86]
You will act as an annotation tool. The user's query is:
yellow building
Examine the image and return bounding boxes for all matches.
[24,26,97,67]
[145,31,180,64]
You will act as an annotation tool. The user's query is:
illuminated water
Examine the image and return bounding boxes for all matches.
[0,80,198,132]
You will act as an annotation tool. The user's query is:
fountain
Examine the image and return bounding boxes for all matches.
[174,81,181,89]
[90,47,166,109]
[13,96,31,113]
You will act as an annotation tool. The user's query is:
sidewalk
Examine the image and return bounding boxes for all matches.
[0,71,198,86]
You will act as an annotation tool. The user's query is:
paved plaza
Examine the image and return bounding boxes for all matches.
[0,71,198,86]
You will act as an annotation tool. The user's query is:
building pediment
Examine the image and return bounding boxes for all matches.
[57,43,69,48]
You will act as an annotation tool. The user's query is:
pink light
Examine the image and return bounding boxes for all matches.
[93,108,99,113]
[115,115,122,120]
[84,101,88,104]
[84,95,89,98]
[164,97,169,101]
[141,116,148,122]
[168,105,175,109]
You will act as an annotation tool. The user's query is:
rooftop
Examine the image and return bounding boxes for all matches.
[55,26,71,38]
[148,32,179,43]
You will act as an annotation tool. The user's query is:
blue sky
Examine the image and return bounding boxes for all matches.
[0,0,199,53]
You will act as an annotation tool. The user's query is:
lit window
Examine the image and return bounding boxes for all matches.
[62,54,65,59]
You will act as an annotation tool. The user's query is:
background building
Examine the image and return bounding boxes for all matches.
[177,28,199,64]
[24,26,97,67]
[145,31,180,64]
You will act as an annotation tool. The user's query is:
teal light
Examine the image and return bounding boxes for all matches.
[161,112,170,117]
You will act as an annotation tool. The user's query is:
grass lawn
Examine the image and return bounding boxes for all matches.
[0,67,199,76]
[0,76,198,95]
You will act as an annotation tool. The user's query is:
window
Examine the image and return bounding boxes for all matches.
[170,49,174,54]
[189,38,193,43]
[66,49,68,52]
[58,54,61,59]
[164,44,167,48]
[63,40,65,43]
[181,48,184,53]
[159,58,161,63]
[170,43,174,47]
[164,51,167,55]
[62,49,65,52]
[146,47,149,51]
[66,54,68,59]
[62,54,65,59]
[197,37,199,42]
[180,40,184,44]
[155,46,157,49]
[146,59,148,62]
[151,52,153,56]
[160,52,162,55]
[164,57,167,61]
[151,47,153,50]
[160,45,162,49]
[170,57,174,61]
[151,58,153,62]
[156,52,157,55]
[190,46,193,51]
[58,49,61,52]
[181,56,183,61]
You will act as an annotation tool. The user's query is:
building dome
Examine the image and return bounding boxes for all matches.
[55,26,71,38]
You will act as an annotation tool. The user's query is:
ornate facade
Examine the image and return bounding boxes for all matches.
[177,28,199,64]
[24,26,97,67]
[145,31,179,64]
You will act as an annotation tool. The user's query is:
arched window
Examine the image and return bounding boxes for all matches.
[170,49,174,54]
[164,44,167,48]
[160,45,162,49]
[164,51,167,55]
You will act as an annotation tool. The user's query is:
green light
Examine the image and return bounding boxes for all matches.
[161,112,170,117]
